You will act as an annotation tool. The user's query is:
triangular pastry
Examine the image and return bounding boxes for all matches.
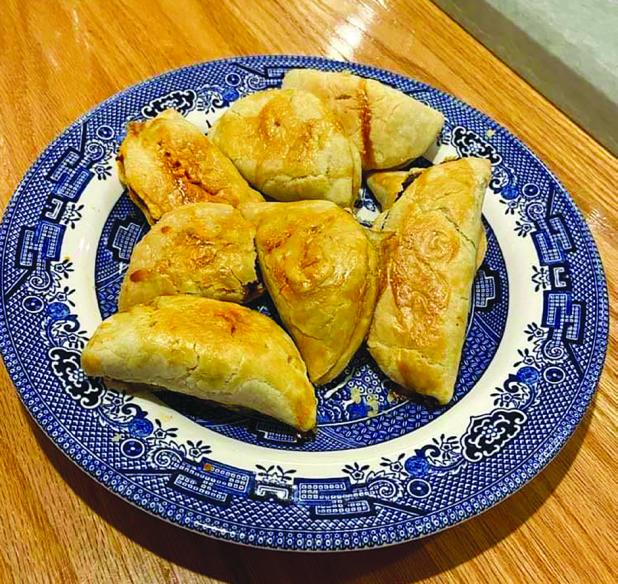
[243,200,378,384]
[117,109,263,224]
[210,89,362,207]
[118,202,262,310]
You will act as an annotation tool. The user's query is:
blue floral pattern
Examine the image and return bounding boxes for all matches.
[462,409,527,462]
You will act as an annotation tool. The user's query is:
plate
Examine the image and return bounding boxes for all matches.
[0,56,608,552]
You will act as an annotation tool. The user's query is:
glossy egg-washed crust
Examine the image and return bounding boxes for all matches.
[367,158,491,404]
[367,169,421,211]
[368,168,488,269]
[243,201,378,385]
[117,109,263,224]
[81,296,316,431]
[282,69,444,170]
[117,202,262,310]
[210,89,362,208]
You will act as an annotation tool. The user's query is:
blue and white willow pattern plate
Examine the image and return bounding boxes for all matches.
[0,56,608,551]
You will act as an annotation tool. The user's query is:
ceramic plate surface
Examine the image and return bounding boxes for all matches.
[0,56,608,551]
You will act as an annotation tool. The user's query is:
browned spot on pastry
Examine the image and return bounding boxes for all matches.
[161,226,172,234]
[159,145,219,205]
[216,309,244,335]
[412,215,459,264]
[129,269,150,283]
[263,230,292,252]
[257,93,293,154]
[126,121,143,138]
[357,79,374,168]
[397,360,416,390]
[249,92,332,167]
[390,232,450,340]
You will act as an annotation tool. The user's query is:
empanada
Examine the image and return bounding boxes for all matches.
[282,69,444,170]
[368,168,488,268]
[209,89,361,207]
[118,202,262,310]
[117,109,263,223]
[367,169,419,211]
[367,158,491,404]
[243,200,378,385]
[81,296,316,431]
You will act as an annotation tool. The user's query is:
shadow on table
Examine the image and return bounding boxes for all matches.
[30,402,593,583]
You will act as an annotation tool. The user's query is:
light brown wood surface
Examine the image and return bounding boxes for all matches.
[0,1,616,582]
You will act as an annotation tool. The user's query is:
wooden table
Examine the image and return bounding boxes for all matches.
[0,1,616,582]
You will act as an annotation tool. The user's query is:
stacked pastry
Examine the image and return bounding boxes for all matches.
[82,69,491,432]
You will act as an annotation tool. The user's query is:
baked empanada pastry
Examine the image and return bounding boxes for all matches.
[477,229,487,268]
[118,202,262,310]
[282,69,444,170]
[117,109,263,223]
[368,168,488,269]
[367,169,419,211]
[367,158,491,404]
[243,200,378,384]
[81,296,317,431]
[209,89,361,207]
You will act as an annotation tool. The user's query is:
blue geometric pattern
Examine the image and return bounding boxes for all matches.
[0,56,608,551]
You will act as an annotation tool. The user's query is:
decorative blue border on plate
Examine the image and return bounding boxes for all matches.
[0,55,608,551]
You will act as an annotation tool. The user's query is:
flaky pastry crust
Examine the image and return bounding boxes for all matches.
[282,69,444,170]
[243,200,378,384]
[82,296,316,431]
[367,158,491,404]
[210,89,362,208]
[118,202,262,310]
[117,109,263,224]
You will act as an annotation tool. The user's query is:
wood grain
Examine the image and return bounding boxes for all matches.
[0,0,616,582]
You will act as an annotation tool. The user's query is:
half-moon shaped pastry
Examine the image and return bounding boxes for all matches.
[118,202,262,311]
[243,200,378,385]
[209,89,361,208]
[117,109,263,223]
[367,157,491,404]
[81,296,317,431]
[282,69,444,170]
[368,168,488,269]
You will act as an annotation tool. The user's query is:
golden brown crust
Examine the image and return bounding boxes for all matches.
[117,202,262,310]
[117,109,263,224]
[243,200,378,384]
[368,168,488,268]
[282,69,444,170]
[367,157,491,404]
[210,89,362,208]
[476,228,488,269]
[366,169,423,210]
[81,296,316,431]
